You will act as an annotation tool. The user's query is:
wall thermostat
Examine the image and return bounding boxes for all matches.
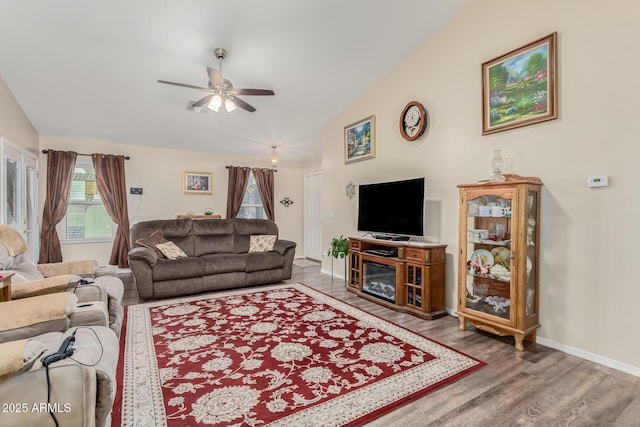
[587,175,609,188]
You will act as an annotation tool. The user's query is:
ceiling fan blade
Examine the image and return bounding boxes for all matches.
[191,95,213,108]
[229,88,275,96]
[230,96,256,113]
[158,80,211,91]
[207,67,224,86]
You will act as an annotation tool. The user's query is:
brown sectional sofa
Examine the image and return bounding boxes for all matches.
[128,218,296,299]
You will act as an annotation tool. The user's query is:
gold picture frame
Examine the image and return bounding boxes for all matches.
[183,171,212,194]
[482,32,557,135]
[344,115,375,164]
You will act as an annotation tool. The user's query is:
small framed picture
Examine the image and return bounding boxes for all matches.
[482,32,557,135]
[183,171,212,194]
[344,115,375,164]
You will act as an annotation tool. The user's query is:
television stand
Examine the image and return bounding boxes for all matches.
[372,234,411,241]
[347,237,447,320]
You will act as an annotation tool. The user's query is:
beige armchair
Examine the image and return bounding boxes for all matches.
[0,292,109,343]
[0,325,119,427]
[0,225,124,336]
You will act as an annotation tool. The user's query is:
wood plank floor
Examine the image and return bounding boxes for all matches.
[121,263,640,426]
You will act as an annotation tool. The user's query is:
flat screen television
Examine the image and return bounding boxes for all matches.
[357,177,424,237]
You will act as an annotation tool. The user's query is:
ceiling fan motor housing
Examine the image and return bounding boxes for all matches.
[214,48,227,60]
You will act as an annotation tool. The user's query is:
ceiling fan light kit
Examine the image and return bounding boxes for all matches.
[159,47,274,113]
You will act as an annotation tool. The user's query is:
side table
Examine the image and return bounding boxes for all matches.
[0,272,14,302]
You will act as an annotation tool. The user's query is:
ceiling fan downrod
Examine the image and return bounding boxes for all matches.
[214,48,227,78]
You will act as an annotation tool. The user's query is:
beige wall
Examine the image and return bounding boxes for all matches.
[322,0,640,370]
[302,152,322,175]
[0,77,38,152]
[39,136,304,264]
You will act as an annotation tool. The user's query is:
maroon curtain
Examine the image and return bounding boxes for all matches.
[92,154,131,267]
[226,166,251,219]
[252,168,275,220]
[39,150,78,263]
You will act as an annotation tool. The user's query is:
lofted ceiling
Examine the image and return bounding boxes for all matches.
[0,0,473,161]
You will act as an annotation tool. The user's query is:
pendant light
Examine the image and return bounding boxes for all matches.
[269,145,279,170]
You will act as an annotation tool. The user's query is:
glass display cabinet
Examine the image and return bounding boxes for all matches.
[457,175,542,351]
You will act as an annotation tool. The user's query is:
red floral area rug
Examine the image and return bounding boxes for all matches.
[116,283,484,426]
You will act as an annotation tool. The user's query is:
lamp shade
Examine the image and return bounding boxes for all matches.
[224,98,237,112]
[208,94,223,112]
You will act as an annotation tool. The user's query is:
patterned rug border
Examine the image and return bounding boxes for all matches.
[117,283,486,426]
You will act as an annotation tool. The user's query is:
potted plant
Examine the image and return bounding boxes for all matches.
[327,235,349,283]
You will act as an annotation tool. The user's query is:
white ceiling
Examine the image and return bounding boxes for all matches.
[0,0,473,161]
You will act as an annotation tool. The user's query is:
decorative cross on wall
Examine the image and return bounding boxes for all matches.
[280,197,294,207]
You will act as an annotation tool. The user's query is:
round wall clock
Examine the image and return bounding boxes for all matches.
[399,101,427,141]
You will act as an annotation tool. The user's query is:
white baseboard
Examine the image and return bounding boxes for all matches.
[447,307,640,377]
[327,292,640,378]
[536,337,640,378]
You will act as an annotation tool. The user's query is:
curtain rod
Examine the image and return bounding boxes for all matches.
[225,165,277,172]
[42,149,130,160]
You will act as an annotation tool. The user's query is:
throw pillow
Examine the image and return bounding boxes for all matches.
[155,241,188,260]
[249,235,277,253]
[135,230,169,257]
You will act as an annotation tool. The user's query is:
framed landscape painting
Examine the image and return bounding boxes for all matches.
[183,171,212,194]
[344,115,375,164]
[482,32,557,135]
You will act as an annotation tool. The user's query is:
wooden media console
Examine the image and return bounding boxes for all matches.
[347,237,447,320]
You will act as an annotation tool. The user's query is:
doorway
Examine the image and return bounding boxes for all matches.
[1,138,39,261]
[303,172,323,261]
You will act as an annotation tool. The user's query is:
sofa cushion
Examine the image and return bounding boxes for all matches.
[152,257,203,281]
[155,242,188,260]
[246,252,284,272]
[233,219,279,253]
[128,247,159,267]
[0,243,14,269]
[0,339,30,380]
[131,219,195,257]
[201,253,247,275]
[193,219,235,256]
[135,230,169,258]
[4,253,45,283]
[249,235,277,253]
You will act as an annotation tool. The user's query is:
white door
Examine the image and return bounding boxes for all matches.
[304,173,323,260]
[1,138,39,261]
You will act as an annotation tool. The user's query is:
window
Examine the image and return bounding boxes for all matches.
[56,161,115,243]
[237,171,265,219]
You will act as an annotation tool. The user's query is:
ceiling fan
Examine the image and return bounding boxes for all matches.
[158,48,274,113]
